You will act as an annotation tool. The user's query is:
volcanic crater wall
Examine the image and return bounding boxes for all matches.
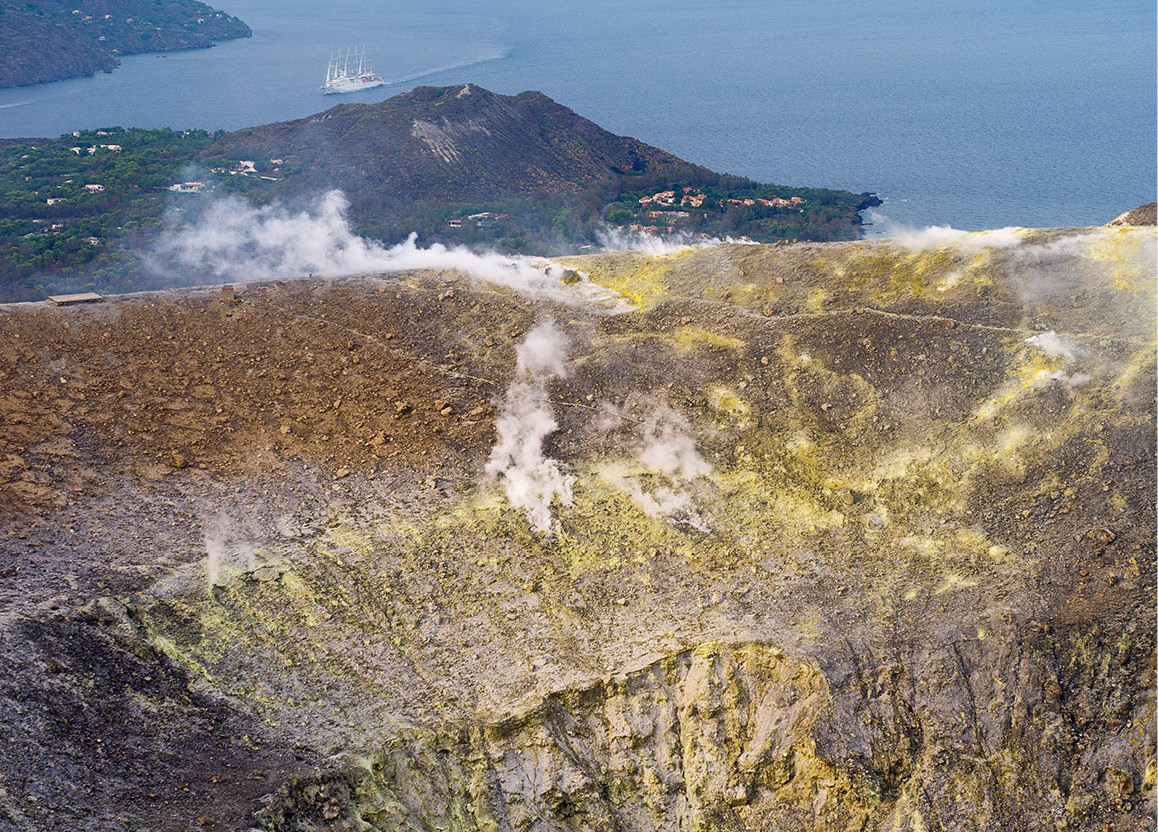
[0,226,1154,831]
[256,614,1153,832]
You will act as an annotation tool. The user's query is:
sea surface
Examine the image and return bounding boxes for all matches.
[0,0,1154,231]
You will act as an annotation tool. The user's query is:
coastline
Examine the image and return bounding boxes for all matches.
[0,1,251,90]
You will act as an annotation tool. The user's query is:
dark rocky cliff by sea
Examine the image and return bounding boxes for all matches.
[0,0,250,88]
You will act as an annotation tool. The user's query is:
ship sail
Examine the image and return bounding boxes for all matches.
[321,45,385,95]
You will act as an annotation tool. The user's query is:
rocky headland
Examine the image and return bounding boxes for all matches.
[0,0,250,88]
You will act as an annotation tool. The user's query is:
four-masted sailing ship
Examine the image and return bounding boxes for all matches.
[321,46,385,95]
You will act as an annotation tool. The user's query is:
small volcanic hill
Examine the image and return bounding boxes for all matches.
[200,84,878,252]
[0,225,1154,830]
[208,84,714,207]
[1106,201,1157,227]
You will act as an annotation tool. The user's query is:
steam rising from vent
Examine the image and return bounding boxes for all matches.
[203,512,256,587]
[1025,330,1077,363]
[1025,330,1090,387]
[595,225,757,256]
[638,406,712,481]
[866,211,1025,253]
[602,403,713,531]
[147,190,619,305]
[485,320,574,535]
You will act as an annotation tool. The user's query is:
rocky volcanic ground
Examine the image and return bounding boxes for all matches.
[0,225,1154,831]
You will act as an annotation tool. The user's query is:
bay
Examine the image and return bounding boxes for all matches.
[0,0,1153,231]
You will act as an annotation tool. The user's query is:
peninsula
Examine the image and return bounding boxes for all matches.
[0,0,251,88]
[0,85,880,301]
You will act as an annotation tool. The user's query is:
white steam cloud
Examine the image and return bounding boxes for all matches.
[602,403,713,531]
[1025,330,1077,363]
[485,320,574,535]
[203,512,256,587]
[595,225,757,256]
[1025,330,1090,387]
[637,405,713,481]
[1009,234,1091,263]
[149,190,620,305]
[1002,228,1155,305]
[866,210,1025,254]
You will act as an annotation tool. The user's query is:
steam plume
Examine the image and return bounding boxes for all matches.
[148,190,619,304]
[637,405,712,481]
[866,210,1024,253]
[1025,330,1077,363]
[1024,329,1090,387]
[602,403,713,531]
[485,320,574,535]
[202,512,256,586]
[595,225,757,256]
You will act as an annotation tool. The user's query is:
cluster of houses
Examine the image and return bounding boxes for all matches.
[629,222,678,235]
[21,222,99,245]
[47,183,105,203]
[167,181,206,193]
[20,220,67,239]
[638,189,701,207]
[40,158,282,207]
[69,144,122,155]
[726,196,806,208]
[636,187,806,211]
[43,182,114,204]
[69,10,115,20]
[208,160,281,182]
[446,211,510,229]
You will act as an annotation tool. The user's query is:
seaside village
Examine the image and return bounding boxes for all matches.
[632,187,806,235]
[639,187,806,210]
[442,187,808,236]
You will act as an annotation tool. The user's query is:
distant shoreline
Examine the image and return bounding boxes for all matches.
[0,0,251,89]
[0,87,883,302]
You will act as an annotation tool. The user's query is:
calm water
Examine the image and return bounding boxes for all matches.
[1,0,1154,230]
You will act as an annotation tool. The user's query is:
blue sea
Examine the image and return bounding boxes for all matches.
[0,0,1154,231]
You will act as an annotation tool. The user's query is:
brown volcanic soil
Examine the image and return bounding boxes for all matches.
[0,277,522,514]
[0,231,1154,831]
